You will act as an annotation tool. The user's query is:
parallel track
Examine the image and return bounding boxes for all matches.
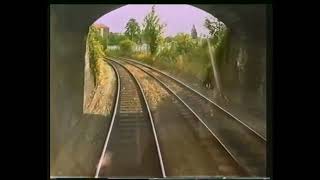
[110,58,249,177]
[115,57,266,176]
[120,57,266,141]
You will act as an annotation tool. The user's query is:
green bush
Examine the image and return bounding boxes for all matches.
[119,39,136,56]
[155,42,177,64]
[87,26,107,86]
[106,49,121,58]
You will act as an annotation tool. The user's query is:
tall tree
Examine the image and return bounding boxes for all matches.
[191,25,198,39]
[204,17,225,38]
[124,18,141,43]
[142,5,165,55]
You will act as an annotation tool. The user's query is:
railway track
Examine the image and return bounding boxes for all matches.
[95,61,165,178]
[119,57,266,140]
[115,57,267,176]
[108,58,249,177]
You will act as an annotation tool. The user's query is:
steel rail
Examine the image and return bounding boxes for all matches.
[95,61,121,178]
[119,56,266,142]
[109,58,166,177]
[112,57,250,176]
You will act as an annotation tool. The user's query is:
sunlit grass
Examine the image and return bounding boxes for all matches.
[84,58,115,116]
[125,64,170,108]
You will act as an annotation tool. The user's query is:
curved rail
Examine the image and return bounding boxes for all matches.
[119,56,266,142]
[109,59,166,177]
[109,57,250,176]
[95,61,121,178]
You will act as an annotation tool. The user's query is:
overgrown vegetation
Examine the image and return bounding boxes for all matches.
[85,25,116,116]
[87,25,108,86]
[119,39,136,56]
[86,5,265,116]
[106,6,230,94]
[108,32,127,46]
[205,17,230,69]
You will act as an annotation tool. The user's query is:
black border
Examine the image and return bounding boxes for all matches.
[48,4,51,180]
[266,4,273,179]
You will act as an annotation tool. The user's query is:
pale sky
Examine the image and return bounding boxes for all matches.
[94,4,218,37]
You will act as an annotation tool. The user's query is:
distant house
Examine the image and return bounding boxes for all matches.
[92,23,109,38]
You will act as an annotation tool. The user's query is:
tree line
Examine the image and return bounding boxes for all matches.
[105,5,230,101]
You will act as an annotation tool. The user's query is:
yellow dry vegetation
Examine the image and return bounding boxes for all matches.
[124,64,169,109]
[132,52,154,65]
[84,58,116,116]
[144,65,184,93]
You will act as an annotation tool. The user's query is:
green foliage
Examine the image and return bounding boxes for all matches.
[204,17,225,38]
[156,33,195,64]
[203,16,229,67]
[108,32,127,46]
[155,41,177,63]
[89,26,108,51]
[133,17,229,89]
[202,18,230,89]
[164,36,173,43]
[102,11,230,90]
[106,49,121,57]
[88,26,106,57]
[125,18,141,43]
[142,5,166,55]
[173,33,196,56]
[119,39,136,56]
[87,26,107,86]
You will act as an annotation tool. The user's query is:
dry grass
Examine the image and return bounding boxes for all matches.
[131,52,154,65]
[133,52,207,83]
[124,63,169,109]
[136,64,185,94]
[84,58,116,116]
